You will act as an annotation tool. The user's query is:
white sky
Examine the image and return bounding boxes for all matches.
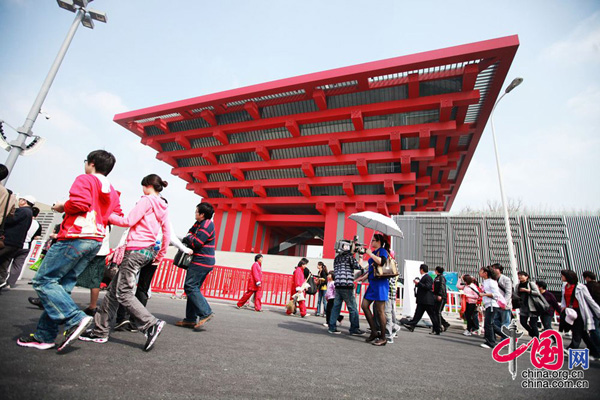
[1,0,599,235]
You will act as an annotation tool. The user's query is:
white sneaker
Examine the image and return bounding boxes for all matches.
[463,330,472,336]
[480,343,492,349]
[322,323,328,327]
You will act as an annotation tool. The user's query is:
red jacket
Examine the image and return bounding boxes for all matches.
[58,174,122,241]
[290,266,306,297]
[247,261,263,290]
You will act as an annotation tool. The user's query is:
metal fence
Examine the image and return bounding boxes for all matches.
[392,215,600,292]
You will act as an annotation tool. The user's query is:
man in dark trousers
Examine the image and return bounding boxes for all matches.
[0,195,35,289]
[402,264,441,334]
[432,266,450,333]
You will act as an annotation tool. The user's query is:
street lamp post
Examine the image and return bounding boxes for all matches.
[1,0,107,184]
[490,77,523,285]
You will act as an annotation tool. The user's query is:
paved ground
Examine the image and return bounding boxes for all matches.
[1,285,598,400]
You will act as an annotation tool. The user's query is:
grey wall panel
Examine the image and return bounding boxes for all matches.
[393,214,600,292]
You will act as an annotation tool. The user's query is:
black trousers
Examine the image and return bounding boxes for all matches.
[116,263,158,324]
[407,303,440,333]
[568,308,600,357]
[325,298,343,325]
[434,299,449,330]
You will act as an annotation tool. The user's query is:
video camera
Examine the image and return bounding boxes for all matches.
[335,235,366,255]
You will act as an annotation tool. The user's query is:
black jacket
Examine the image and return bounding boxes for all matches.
[3,206,33,248]
[415,273,435,306]
[433,274,447,299]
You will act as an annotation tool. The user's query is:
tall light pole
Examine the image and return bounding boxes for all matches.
[490,77,523,285]
[1,0,107,184]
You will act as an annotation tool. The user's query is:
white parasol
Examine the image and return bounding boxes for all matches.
[348,211,404,238]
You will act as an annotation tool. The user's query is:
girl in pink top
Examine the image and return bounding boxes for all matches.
[324,272,344,327]
[80,174,170,352]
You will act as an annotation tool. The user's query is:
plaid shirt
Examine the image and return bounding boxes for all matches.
[388,276,397,302]
[333,252,362,287]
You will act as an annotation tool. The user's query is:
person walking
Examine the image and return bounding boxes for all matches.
[583,271,600,352]
[6,205,42,288]
[515,271,541,338]
[323,271,344,328]
[559,270,600,359]
[401,264,440,335]
[536,280,561,331]
[433,266,450,333]
[491,263,512,339]
[315,261,328,317]
[237,254,264,312]
[0,195,35,289]
[359,233,390,346]
[76,227,111,316]
[286,258,310,318]
[479,266,501,349]
[328,248,364,336]
[457,274,481,336]
[17,150,121,351]
[79,174,170,352]
[175,202,217,330]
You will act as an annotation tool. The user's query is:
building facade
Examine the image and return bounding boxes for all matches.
[114,36,519,258]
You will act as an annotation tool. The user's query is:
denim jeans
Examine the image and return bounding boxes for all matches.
[328,286,360,332]
[32,239,101,343]
[317,289,327,315]
[93,247,158,336]
[184,266,213,322]
[540,314,554,331]
[484,306,498,347]
[493,309,511,335]
[590,316,600,351]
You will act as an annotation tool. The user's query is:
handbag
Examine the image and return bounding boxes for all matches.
[374,256,399,278]
[173,249,193,269]
[305,273,318,295]
[529,282,550,314]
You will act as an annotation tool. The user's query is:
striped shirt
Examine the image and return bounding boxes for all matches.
[186,219,216,269]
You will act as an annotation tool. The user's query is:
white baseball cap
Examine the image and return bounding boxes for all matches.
[20,195,36,205]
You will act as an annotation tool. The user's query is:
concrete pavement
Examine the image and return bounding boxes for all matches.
[0,285,598,400]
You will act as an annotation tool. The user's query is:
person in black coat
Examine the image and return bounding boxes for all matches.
[402,264,441,334]
[0,195,34,289]
[433,266,450,333]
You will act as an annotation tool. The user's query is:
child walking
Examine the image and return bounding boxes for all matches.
[324,272,344,327]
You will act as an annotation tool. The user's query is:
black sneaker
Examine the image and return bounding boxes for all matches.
[83,307,97,316]
[115,320,137,332]
[17,334,55,350]
[0,281,7,290]
[144,320,165,352]
[401,323,415,332]
[57,316,93,352]
[79,330,108,343]
[328,329,342,335]
[28,297,44,310]
[349,329,366,336]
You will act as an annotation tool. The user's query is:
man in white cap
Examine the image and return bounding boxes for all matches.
[0,194,35,289]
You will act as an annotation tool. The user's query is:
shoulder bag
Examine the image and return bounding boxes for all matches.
[529,282,550,314]
[374,255,399,278]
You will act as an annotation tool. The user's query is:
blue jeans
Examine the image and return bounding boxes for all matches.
[540,314,554,331]
[184,266,213,321]
[494,309,511,331]
[328,286,360,333]
[317,289,327,315]
[484,306,498,347]
[32,239,101,342]
[590,316,600,351]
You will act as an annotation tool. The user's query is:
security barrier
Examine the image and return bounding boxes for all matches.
[150,259,370,314]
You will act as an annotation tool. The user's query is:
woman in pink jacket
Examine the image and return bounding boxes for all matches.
[286,258,309,317]
[236,254,264,312]
[457,274,481,336]
[80,174,170,352]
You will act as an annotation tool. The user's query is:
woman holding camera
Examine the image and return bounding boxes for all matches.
[359,233,390,346]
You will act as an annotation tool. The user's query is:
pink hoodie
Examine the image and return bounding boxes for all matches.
[109,194,170,263]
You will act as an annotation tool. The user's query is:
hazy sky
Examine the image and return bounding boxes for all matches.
[1,0,599,235]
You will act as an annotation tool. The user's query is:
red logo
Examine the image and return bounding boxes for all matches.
[492,329,564,371]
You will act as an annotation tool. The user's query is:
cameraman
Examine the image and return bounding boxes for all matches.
[327,241,365,336]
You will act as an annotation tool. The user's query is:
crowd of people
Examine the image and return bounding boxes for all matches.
[0,151,218,352]
[2,153,599,359]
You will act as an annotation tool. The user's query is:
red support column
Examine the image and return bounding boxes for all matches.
[236,208,257,253]
[322,206,339,259]
[253,222,264,253]
[213,209,225,250]
[344,205,358,239]
[221,210,238,251]
[262,227,271,254]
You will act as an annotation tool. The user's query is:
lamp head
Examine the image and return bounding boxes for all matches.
[505,77,523,94]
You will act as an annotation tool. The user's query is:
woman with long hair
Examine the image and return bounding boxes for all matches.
[80,174,170,352]
[479,266,500,349]
[316,261,328,317]
[458,274,480,336]
[359,233,390,346]
[560,270,600,358]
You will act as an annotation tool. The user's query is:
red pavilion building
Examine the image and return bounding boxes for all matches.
[114,35,519,258]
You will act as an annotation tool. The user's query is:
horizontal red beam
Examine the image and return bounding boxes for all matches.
[173,148,437,175]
